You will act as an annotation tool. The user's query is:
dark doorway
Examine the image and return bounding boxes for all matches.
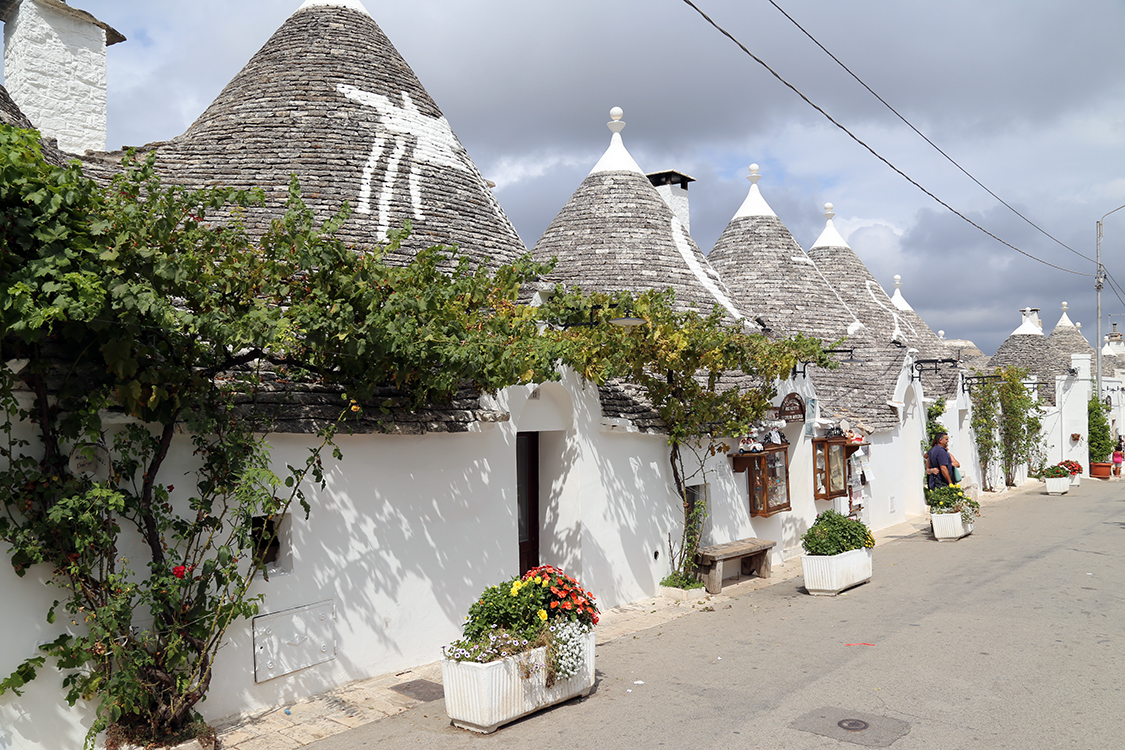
[516,432,540,574]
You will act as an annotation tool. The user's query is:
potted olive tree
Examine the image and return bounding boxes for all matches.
[925,484,980,540]
[1088,398,1115,479]
[800,510,875,595]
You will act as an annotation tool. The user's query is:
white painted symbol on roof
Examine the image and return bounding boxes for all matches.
[865,279,917,343]
[337,84,476,237]
[670,216,743,321]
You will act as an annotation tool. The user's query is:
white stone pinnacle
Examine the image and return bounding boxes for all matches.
[589,106,643,175]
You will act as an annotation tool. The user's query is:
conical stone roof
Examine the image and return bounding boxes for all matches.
[531,108,745,323]
[86,0,524,267]
[708,166,862,341]
[806,204,961,402]
[988,308,1071,405]
[808,205,943,354]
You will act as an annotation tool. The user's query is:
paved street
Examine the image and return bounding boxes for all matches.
[240,479,1125,749]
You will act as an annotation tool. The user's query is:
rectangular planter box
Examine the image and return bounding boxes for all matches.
[931,511,973,541]
[1045,476,1070,495]
[442,630,595,733]
[801,547,872,596]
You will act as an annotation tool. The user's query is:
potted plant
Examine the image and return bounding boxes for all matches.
[799,510,874,596]
[1059,459,1083,486]
[441,565,599,733]
[925,483,980,541]
[1088,397,1115,478]
[1042,464,1071,495]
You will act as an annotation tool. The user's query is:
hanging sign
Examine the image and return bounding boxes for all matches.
[778,392,806,423]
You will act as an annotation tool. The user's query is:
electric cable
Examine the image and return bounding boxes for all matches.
[679,0,1094,278]
[765,0,1095,265]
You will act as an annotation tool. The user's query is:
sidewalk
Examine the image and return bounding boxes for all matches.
[214,483,1030,750]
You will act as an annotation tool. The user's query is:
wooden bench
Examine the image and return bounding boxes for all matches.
[694,537,776,594]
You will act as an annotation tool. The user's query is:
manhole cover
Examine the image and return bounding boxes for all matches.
[791,707,910,747]
[388,678,444,702]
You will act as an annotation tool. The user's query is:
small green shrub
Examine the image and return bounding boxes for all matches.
[1041,464,1070,478]
[660,571,704,590]
[801,510,875,556]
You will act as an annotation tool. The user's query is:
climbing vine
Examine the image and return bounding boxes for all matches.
[969,374,1000,492]
[0,125,564,748]
[996,367,1042,487]
[542,288,828,577]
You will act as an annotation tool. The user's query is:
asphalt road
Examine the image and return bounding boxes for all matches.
[307,480,1125,749]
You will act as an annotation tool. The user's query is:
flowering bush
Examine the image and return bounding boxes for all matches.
[925,483,981,525]
[1058,460,1082,476]
[444,566,598,685]
[1042,464,1071,478]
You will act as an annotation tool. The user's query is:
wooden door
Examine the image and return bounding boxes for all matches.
[516,432,540,574]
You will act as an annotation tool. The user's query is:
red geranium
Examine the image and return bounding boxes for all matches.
[522,564,599,628]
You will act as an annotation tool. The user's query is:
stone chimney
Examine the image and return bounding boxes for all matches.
[647,170,695,233]
[1109,322,1125,356]
[2,0,125,154]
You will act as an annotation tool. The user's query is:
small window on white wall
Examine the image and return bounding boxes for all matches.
[251,514,291,580]
[686,483,709,530]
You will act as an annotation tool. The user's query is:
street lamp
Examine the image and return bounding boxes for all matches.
[1096,204,1125,399]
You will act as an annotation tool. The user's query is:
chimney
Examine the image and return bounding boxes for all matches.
[2,0,125,154]
[1110,322,1125,356]
[647,170,695,233]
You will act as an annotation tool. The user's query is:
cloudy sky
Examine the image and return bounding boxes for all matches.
[10,0,1125,355]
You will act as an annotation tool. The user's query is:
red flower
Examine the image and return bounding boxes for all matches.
[172,565,186,579]
[550,601,558,609]
[562,601,572,610]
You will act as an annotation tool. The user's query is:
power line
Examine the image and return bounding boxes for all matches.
[765,0,1095,266]
[678,0,1094,278]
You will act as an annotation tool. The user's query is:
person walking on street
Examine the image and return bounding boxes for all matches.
[1113,443,1123,479]
[927,432,954,489]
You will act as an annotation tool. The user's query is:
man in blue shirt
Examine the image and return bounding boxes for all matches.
[927,432,953,489]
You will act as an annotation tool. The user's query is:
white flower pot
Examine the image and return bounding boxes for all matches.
[442,630,595,733]
[801,547,872,596]
[1045,476,1070,495]
[1070,473,1081,487]
[931,511,974,541]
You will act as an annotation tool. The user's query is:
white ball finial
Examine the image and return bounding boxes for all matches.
[1062,301,1069,311]
[824,202,835,220]
[894,274,902,288]
[607,107,626,134]
[938,329,945,339]
[747,163,762,185]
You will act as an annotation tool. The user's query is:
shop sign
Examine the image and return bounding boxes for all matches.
[778,392,806,423]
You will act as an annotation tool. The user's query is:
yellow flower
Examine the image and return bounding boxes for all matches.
[538,609,547,621]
